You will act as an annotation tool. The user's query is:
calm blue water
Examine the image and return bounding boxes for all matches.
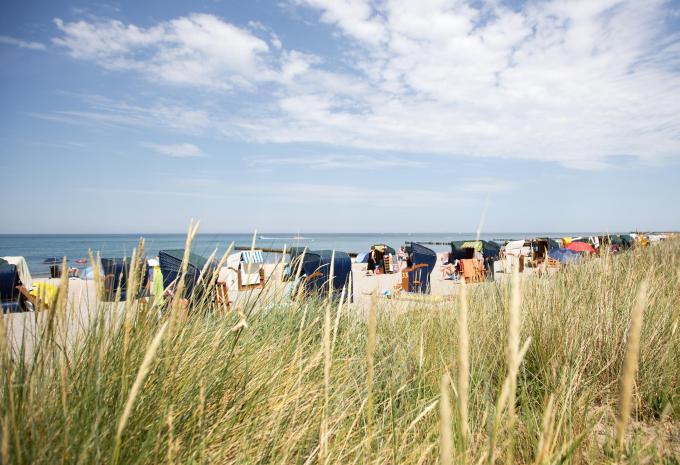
[0,232,596,276]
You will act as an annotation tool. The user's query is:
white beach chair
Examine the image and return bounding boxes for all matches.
[227,250,265,291]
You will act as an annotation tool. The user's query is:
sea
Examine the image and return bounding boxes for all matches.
[0,232,596,277]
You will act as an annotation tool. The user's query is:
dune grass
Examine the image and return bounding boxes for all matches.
[1,238,679,464]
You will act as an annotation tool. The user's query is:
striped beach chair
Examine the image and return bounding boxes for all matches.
[228,250,266,291]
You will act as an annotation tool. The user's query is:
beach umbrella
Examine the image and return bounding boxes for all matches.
[566,241,595,254]
[548,248,581,264]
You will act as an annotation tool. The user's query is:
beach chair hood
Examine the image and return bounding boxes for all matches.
[158,249,216,297]
[0,264,23,313]
[101,258,149,301]
[301,250,352,300]
[406,243,437,293]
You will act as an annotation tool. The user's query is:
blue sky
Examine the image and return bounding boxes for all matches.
[1,0,679,233]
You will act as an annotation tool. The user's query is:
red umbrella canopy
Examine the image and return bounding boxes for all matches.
[566,241,595,253]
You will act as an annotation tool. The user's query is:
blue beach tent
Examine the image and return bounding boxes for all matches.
[404,243,437,293]
[548,248,580,264]
[300,250,352,300]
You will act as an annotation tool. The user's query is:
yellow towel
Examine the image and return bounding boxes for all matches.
[30,282,59,308]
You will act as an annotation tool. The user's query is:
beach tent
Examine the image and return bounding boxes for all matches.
[100,258,150,301]
[548,248,580,264]
[403,243,437,293]
[355,252,369,263]
[158,249,217,298]
[300,250,352,300]
[566,241,595,254]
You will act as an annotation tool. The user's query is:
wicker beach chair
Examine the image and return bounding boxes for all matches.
[100,258,150,302]
[401,243,437,293]
[0,264,38,313]
[158,249,222,302]
[298,250,352,301]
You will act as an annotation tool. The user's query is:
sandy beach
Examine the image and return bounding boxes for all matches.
[3,255,543,356]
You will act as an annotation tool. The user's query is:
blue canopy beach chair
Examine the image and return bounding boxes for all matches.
[1,264,33,313]
[299,250,352,300]
[402,243,437,293]
[100,258,150,302]
[158,249,218,299]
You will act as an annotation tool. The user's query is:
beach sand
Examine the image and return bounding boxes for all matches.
[4,258,542,355]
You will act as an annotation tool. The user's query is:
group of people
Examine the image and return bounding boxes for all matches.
[365,245,409,275]
[440,250,496,281]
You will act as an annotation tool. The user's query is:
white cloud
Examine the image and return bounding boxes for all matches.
[53,14,271,89]
[0,35,46,50]
[248,154,425,169]
[140,142,204,158]
[49,2,680,169]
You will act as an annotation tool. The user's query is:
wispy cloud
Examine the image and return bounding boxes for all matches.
[48,2,680,170]
[140,142,204,158]
[29,93,211,133]
[248,154,425,169]
[0,35,46,50]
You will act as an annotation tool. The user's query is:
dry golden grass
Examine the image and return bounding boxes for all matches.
[1,237,679,464]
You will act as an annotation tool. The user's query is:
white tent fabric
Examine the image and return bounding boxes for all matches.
[2,256,32,290]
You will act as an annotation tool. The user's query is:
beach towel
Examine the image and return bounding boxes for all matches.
[30,282,58,308]
[1,256,32,290]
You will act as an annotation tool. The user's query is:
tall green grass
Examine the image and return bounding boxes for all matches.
[2,239,679,464]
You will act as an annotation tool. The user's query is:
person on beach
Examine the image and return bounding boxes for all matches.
[366,247,379,275]
[441,252,459,280]
[397,246,409,270]
[485,255,495,280]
